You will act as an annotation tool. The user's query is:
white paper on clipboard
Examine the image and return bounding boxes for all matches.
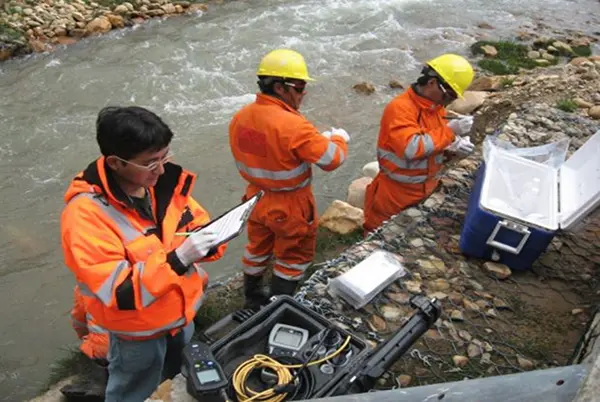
[196,192,263,245]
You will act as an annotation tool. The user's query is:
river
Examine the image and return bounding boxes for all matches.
[1,0,599,399]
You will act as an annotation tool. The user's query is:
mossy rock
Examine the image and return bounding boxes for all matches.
[572,45,592,57]
[471,40,538,75]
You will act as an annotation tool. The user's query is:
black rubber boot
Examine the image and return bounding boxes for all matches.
[270,275,299,297]
[243,274,270,310]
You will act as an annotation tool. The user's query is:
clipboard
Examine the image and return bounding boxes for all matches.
[191,191,264,247]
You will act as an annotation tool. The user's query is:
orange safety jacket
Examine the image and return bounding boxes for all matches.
[71,285,109,360]
[61,158,226,339]
[376,86,456,195]
[229,94,348,192]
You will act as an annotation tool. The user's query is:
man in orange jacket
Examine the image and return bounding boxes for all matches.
[61,106,227,401]
[363,54,476,233]
[229,49,350,309]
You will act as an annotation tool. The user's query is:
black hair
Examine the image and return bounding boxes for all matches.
[416,65,439,86]
[96,106,173,160]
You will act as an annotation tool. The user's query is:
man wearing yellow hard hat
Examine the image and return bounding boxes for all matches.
[229,49,350,308]
[363,53,475,233]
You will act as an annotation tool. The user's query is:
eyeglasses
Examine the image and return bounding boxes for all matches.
[285,81,307,94]
[437,80,457,100]
[114,151,174,172]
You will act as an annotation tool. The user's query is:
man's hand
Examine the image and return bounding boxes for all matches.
[175,231,219,266]
[330,127,350,143]
[445,135,474,158]
[447,115,474,136]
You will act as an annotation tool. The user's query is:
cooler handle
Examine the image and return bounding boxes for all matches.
[486,220,531,255]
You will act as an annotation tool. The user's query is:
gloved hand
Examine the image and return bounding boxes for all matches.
[175,231,219,266]
[330,127,351,143]
[446,135,474,157]
[447,115,474,136]
[321,130,332,139]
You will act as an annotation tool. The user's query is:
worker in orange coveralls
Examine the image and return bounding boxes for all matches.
[229,49,350,309]
[363,54,476,233]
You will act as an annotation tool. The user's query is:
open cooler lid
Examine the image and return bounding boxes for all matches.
[559,130,600,230]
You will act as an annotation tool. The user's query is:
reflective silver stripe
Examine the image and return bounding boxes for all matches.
[378,148,427,170]
[275,260,311,272]
[404,133,435,159]
[136,262,156,308]
[268,177,312,192]
[192,292,206,313]
[273,270,302,281]
[88,323,108,334]
[95,260,130,306]
[315,142,339,168]
[235,160,309,181]
[380,165,427,184]
[243,265,267,275]
[243,250,272,263]
[78,281,96,298]
[69,193,141,243]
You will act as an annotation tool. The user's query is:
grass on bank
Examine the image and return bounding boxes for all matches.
[471,40,538,75]
[40,227,364,393]
[556,98,579,113]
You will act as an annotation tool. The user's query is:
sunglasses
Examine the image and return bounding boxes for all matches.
[437,80,457,100]
[284,81,307,94]
[114,151,174,172]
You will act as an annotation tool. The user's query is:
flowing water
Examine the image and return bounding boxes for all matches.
[1,0,599,399]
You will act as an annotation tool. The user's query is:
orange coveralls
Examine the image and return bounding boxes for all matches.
[364,86,456,233]
[229,94,348,280]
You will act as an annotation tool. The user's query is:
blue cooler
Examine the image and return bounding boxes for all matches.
[460,130,600,271]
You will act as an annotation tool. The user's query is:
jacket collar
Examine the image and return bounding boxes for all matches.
[408,85,445,112]
[255,93,301,115]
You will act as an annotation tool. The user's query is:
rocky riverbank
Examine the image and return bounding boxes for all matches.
[0,0,210,61]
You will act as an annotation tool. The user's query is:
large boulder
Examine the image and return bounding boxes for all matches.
[447,91,489,114]
[84,16,112,36]
[362,161,379,178]
[346,176,373,209]
[319,200,364,235]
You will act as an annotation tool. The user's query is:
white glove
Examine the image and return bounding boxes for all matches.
[447,115,474,136]
[330,127,350,143]
[321,130,332,139]
[175,231,219,266]
[446,135,474,157]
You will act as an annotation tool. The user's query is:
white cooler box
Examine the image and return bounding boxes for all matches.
[460,130,600,271]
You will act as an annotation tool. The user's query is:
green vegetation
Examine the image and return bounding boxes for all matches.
[572,45,592,57]
[471,40,538,75]
[500,77,515,88]
[0,22,22,41]
[556,98,579,113]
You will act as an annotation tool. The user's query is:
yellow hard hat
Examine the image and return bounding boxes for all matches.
[426,54,474,97]
[256,49,315,81]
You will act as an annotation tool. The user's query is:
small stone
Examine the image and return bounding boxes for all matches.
[410,238,424,247]
[542,53,555,61]
[106,13,125,28]
[483,342,493,352]
[481,45,498,57]
[572,308,584,315]
[388,292,410,304]
[448,292,463,305]
[573,98,593,109]
[467,280,484,291]
[389,80,405,89]
[588,106,600,120]
[404,280,422,294]
[425,329,442,340]
[483,262,512,280]
[517,356,534,370]
[319,200,364,235]
[72,11,85,21]
[427,292,448,301]
[552,40,573,54]
[368,315,387,332]
[493,297,511,310]
[536,59,551,66]
[174,4,183,13]
[353,82,375,95]
[485,309,498,318]
[405,208,422,218]
[113,4,128,13]
[475,299,490,309]
[468,343,482,358]
[381,305,404,322]
[450,309,464,322]
[480,353,492,365]
[397,374,412,387]
[429,279,450,292]
[528,50,541,59]
[570,57,590,66]
[485,328,493,334]
[458,330,472,342]
[477,22,494,29]
[452,355,469,367]
[161,3,176,13]
[463,299,480,312]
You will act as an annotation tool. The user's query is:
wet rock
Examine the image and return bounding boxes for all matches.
[404,280,422,294]
[346,176,372,209]
[353,82,375,95]
[517,355,534,370]
[387,292,410,304]
[481,45,498,57]
[477,22,495,29]
[483,262,512,279]
[452,355,469,367]
[106,14,125,28]
[362,161,379,178]
[448,91,488,114]
[28,38,47,52]
[319,200,364,235]
[429,279,450,291]
[397,374,412,387]
[84,16,112,36]
[389,80,405,89]
[463,299,480,312]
